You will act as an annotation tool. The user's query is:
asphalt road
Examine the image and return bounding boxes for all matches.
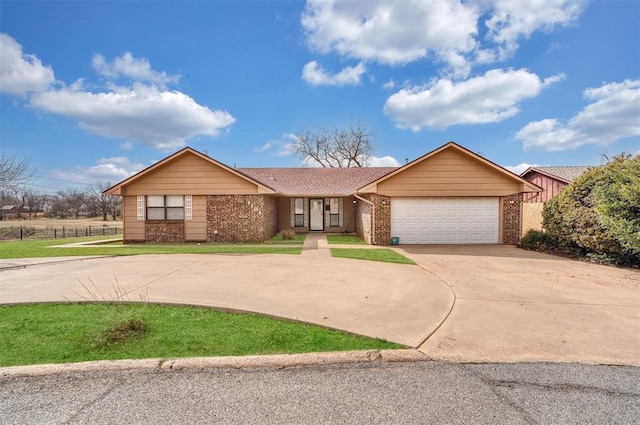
[2,361,638,424]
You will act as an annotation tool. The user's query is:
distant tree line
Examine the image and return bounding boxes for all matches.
[0,153,120,220]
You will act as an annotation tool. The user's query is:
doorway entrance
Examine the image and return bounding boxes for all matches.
[309,198,324,231]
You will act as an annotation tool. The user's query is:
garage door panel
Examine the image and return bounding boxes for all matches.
[391,197,499,244]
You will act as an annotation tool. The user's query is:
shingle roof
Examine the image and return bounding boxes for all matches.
[239,167,398,196]
[524,166,592,183]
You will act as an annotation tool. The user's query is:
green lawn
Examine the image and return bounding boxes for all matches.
[0,304,401,366]
[266,233,307,244]
[326,235,366,245]
[0,236,302,259]
[330,248,416,265]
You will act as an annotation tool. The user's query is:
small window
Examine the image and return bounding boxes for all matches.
[294,198,304,227]
[146,195,184,221]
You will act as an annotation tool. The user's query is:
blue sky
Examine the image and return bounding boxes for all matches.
[1,0,638,194]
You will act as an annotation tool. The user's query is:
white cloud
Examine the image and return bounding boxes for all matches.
[302,0,479,73]
[302,61,366,86]
[516,79,640,151]
[504,163,538,175]
[484,0,585,60]
[254,134,297,156]
[30,82,235,151]
[384,68,564,130]
[382,80,395,89]
[301,0,586,76]
[92,52,180,86]
[367,155,400,167]
[0,33,55,96]
[50,156,146,185]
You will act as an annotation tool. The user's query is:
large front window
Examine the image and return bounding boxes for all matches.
[147,195,184,220]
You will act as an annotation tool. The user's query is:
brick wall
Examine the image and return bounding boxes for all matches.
[145,221,185,243]
[370,194,391,245]
[503,193,522,245]
[207,195,278,243]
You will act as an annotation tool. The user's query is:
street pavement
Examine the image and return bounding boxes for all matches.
[1,361,638,424]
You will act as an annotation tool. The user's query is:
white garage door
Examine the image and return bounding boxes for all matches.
[391,198,499,244]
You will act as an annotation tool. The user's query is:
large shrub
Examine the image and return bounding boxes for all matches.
[542,154,640,266]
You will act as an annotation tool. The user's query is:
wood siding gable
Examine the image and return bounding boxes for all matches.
[521,171,568,203]
[105,148,275,196]
[359,142,540,197]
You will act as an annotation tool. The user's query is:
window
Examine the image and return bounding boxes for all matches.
[147,195,184,220]
[329,198,339,227]
[294,198,304,227]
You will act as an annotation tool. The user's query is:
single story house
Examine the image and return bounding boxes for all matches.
[520,166,592,203]
[519,166,591,235]
[105,141,541,245]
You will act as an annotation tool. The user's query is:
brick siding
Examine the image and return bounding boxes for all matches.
[207,195,278,243]
[502,193,522,245]
[370,194,391,245]
[145,221,185,243]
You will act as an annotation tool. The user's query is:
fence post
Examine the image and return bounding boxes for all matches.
[20,228,23,241]
[89,226,91,237]
[54,229,57,239]
[86,227,88,237]
[63,226,65,238]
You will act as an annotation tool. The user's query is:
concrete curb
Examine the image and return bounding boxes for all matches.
[0,349,430,378]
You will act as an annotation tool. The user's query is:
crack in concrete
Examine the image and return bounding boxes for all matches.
[62,380,122,424]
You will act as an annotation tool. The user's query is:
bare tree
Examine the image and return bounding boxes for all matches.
[21,189,47,219]
[293,122,374,167]
[55,188,86,219]
[87,181,118,220]
[0,152,35,191]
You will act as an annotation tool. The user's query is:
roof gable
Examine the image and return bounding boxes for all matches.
[521,166,592,184]
[359,142,541,196]
[105,148,275,196]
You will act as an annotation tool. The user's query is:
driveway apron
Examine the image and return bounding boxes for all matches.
[398,245,640,366]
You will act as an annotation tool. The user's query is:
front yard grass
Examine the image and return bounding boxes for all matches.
[326,235,366,245]
[330,248,416,265]
[0,236,302,259]
[0,303,401,367]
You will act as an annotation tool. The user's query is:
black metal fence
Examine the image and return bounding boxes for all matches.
[0,226,120,241]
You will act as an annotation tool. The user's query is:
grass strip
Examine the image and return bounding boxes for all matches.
[0,236,302,259]
[326,235,366,245]
[0,303,401,367]
[330,248,415,265]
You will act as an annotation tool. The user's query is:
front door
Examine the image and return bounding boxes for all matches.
[309,198,324,231]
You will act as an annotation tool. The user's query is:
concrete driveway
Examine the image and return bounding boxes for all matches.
[1,244,638,366]
[0,253,451,348]
[397,245,640,365]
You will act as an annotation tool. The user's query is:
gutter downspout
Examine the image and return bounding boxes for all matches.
[354,193,375,245]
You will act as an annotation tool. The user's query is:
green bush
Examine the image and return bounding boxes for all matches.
[518,229,558,251]
[542,154,640,266]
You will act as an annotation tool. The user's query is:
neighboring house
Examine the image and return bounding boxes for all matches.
[0,205,21,220]
[105,142,540,245]
[519,166,592,235]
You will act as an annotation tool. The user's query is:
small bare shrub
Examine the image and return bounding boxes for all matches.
[281,228,296,240]
[96,318,148,347]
